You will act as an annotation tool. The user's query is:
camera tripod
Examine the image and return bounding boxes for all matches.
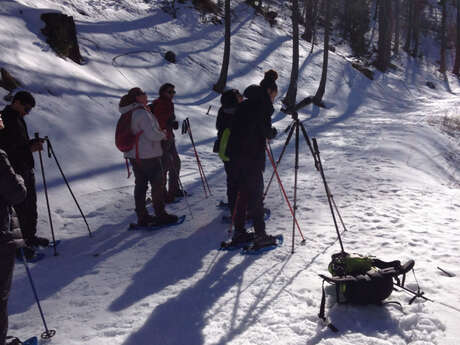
[264,112,347,254]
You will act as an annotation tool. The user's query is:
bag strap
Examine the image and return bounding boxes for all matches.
[318,279,339,333]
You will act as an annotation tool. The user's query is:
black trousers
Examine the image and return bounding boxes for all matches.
[130,157,165,218]
[228,161,265,236]
[161,140,181,197]
[0,242,15,345]
[13,169,37,240]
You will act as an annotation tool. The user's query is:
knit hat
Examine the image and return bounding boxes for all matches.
[259,69,278,92]
[220,89,240,108]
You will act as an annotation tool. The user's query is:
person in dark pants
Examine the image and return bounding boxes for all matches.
[215,89,243,206]
[150,83,182,203]
[0,149,27,345]
[0,91,48,260]
[227,70,278,247]
[120,88,178,226]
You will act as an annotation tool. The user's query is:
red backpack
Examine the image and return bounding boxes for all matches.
[115,106,144,177]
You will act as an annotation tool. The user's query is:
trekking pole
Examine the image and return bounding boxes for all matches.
[19,248,56,339]
[181,118,212,197]
[35,133,58,256]
[326,184,348,232]
[312,138,345,253]
[263,119,295,199]
[265,143,306,244]
[45,137,93,237]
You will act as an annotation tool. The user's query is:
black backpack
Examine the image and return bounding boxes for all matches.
[318,252,415,332]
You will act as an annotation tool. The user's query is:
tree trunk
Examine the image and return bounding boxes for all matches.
[313,0,330,105]
[404,0,413,53]
[440,0,447,73]
[453,0,460,75]
[393,0,400,54]
[213,0,231,93]
[284,0,300,110]
[303,0,315,42]
[376,0,392,71]
[412,0,423,57]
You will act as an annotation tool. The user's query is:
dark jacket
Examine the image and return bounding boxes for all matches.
[227,85,275,171]
[0,105,35,173]
[0,150,27,245]
[150,96,176,140]
[216,107,236,140]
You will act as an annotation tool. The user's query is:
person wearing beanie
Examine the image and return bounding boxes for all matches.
[226,70,279,248]
[214,89,243,206]
[0,91,50,261]
[149,83,182,203]
[121,87,178,226]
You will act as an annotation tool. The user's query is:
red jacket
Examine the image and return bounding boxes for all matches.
[151,96,175,140]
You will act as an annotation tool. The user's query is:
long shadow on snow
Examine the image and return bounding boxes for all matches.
[9,214,154,315]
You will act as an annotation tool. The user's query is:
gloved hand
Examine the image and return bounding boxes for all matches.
[172,120,179,130]
[268,127,277,139]
[13,239,26,248]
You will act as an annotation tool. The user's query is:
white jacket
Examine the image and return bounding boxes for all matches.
[119,103,166,159]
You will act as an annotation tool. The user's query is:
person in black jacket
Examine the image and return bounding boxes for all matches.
[0,149,27,345]
[0,91,49,260]
[227,70,278,247]
[215,89,243,206]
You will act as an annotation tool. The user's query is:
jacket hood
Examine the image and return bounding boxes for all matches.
[119,102,145,114]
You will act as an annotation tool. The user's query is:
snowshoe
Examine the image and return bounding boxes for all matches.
[220,231,255,251]
[242,234,283,254]
[128,215,186,231]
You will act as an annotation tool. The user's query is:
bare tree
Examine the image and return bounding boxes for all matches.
[283,0,300,110]
[453,0,460,75]
[303,0,318,43]
[376,0,392,71]
[440,0,447,73]
[313,0,330,105]
[213,0,231,93]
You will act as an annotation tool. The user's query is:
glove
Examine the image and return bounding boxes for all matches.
[268,127,277,139]
[172,120,179,130]
[13,239,26,248]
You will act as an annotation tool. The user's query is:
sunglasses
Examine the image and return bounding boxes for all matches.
[167,90,176,95]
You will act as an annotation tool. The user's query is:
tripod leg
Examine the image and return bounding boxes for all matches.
[292,120,300,254]
[299,122,319,168]
[46,140,92,237]
[263,120,296,199]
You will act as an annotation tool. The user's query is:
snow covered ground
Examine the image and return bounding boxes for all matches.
[1,0,459,344]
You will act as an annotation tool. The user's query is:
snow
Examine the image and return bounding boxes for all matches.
[1,0,459,344]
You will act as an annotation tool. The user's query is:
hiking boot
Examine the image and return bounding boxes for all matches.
[137,214,157,226]
[156,213,178,225]
[253,234,277,248]
[231,230,255,245]
[175,189,187,197]
[26,236,50,248]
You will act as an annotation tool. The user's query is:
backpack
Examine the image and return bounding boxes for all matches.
[115,106,144,153]
[115,106,144,178]
[318,252,415,332]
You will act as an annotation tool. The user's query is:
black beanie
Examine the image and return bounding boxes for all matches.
[220,89,239,108]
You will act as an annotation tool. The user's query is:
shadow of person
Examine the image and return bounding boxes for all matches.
[109,215,248,313]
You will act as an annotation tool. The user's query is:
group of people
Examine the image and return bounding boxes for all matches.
[0,69,279,345]
[215,70,279,247]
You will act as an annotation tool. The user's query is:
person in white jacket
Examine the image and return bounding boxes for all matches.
[120,88,178,226]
